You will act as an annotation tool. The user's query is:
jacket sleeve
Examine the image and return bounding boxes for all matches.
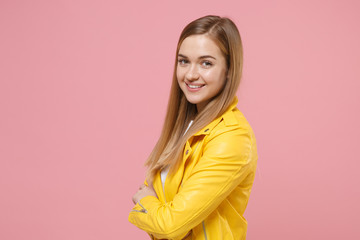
[128,127,256,240]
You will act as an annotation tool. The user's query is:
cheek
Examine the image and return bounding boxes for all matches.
[203,69,225,84]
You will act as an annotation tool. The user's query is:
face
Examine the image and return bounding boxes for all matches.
[176,34,228,112]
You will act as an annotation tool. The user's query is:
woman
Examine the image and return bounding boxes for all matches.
[129,15,258,240]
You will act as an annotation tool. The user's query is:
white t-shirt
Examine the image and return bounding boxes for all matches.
[160,120,194,188]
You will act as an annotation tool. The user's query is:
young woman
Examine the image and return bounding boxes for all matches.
[129,15,258,240]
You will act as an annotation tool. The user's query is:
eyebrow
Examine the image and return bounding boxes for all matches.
[178,54,216,60]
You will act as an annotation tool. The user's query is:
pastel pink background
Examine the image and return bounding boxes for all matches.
[1,0,359,239]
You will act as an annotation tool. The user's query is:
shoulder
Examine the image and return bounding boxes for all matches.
[208,107,256,141]
[203,108,257,164]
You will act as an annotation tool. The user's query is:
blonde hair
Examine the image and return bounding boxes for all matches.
[145,15,243,181]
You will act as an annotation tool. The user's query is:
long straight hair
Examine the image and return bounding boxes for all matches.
[145,15,244,181]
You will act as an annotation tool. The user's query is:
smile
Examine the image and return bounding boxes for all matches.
[186,83,205,89]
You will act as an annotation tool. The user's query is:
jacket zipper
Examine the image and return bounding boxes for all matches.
[202,221,208,240]
[161,142,200,240]
[130,202,148,213]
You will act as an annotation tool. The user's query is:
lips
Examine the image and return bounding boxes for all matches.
[185,82,205,89]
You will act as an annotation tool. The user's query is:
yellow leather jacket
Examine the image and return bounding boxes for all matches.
[129,97,258,240]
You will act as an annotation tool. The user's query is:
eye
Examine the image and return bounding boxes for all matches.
[201,60,213,68]
[178,59,189,65]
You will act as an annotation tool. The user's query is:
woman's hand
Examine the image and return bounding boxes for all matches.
[132,183,158,204]
[132,184,191,239]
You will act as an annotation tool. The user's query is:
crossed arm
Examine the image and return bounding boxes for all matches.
[129,128,254,239]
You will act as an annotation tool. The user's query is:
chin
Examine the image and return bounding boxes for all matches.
[184,96,201,105]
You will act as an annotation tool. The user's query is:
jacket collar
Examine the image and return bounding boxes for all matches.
[194,96,239,136]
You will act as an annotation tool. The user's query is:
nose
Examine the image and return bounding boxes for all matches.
[185,65,199,81]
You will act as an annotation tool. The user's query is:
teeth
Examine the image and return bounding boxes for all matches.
[188,84,203,89]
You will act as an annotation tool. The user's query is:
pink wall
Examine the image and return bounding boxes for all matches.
[1,0,359,239]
